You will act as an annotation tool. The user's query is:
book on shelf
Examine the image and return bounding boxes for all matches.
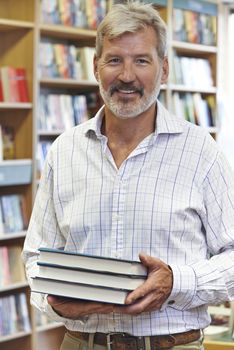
[78,47,96,82]
[1,125,15,160]
[0,292,31,336]
[39,42,96,82]
[0,66,29,103]
[172,8,216,46]
[172,92,216,128]
[172,55,214,88]
[0,194,27,235]
[41,0,106,29]
[0,246,11,286]
[31,248,147,304]
[0,245,26,287]
[0,125,15,161]
[15,68,29,102]
[38,93,90,131]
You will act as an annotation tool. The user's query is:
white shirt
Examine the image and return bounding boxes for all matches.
[23,101,234,336]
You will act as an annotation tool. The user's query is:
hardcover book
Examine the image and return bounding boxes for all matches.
[32,248,147,304]
[32,277,131,305]
[37,262,146,290]
[38,248,147,276]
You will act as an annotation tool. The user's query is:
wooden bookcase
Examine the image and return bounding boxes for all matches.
[0,0,233,350]
[149,0,220,138]
[0,1,34,350]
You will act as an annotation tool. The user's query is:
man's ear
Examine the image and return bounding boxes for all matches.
[93,54,99,82]
[160,56,169,84]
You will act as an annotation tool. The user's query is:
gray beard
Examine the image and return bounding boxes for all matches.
[98,80,161,119]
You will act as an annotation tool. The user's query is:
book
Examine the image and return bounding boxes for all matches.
[1,66,11,102]
[8,246,26,283]
[79,47,96,82]
[2,126,15,160]
[31,277,131,304]
[0,194,25,233]
[37,262,146,290]
[38,248,147,277]
[15,68,29,102]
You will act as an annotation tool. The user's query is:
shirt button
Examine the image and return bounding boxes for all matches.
[168,300,175,305]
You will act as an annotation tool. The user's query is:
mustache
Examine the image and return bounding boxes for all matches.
[110,83,144,97]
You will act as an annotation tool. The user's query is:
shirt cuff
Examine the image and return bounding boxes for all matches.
[161,264,197,311]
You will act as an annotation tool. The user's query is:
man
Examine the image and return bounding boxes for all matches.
[23,1,234,350]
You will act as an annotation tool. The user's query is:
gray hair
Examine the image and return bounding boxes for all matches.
[95,1,167,60]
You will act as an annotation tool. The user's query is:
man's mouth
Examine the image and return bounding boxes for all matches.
[118,89,137,94]
[110,84,143,97]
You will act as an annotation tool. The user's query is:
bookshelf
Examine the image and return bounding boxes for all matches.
[0,0,232,350]
[146,0,220,138]
[0,0,34,349]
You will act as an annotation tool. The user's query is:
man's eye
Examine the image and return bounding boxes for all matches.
[108,58,120,64]
[136,58,149,64]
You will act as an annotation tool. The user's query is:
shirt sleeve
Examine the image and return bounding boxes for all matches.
[22,148,69,322]
[165,151,234,310]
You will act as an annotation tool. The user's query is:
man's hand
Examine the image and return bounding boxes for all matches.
[47,295,114,319]
[114,253,173,315]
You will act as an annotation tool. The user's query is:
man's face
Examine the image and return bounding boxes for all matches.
[94,27,168,119]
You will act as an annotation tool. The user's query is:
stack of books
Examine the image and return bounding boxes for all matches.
[32,248,147,304]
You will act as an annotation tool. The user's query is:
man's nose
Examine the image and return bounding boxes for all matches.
[118,61,136,82]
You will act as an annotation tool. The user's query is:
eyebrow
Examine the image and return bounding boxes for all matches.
[103,52,154,60]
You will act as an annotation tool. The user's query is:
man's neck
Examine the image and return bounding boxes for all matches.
[101,104,157,168]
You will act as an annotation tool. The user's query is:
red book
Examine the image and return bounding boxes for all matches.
[15,68,29,102]
[8,67,20,102]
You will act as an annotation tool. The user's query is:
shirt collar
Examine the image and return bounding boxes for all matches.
[83,101,184,138]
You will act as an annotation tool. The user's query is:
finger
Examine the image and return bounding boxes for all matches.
[47,295,70,306]
[115,292,156,315]
[125,278,154,305]
[139,253,162,271]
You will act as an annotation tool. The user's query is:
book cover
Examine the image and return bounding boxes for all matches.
[8,246,26,283]
[37,262,146,290]
[38,247,147,277]
[2,126,15,160]
[15,68,29,103]
[1,67,11,102]
[32,277,130,304]
[8,67,20,102]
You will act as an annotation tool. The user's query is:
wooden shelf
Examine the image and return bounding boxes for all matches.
[0,102,32,110]
[0,231,27,241]
[172,40,218,54]
[40,78,98,90]
[204,339,234,349]
[0,159,32,186]
[40,23,96,44]
[168,84,217,94]
[0,330,32,343]
[0,18,34,31]
[0,281,28,293]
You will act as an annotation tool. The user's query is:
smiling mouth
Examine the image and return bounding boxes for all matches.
[111,84,143,97]
[118,89,138,94]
